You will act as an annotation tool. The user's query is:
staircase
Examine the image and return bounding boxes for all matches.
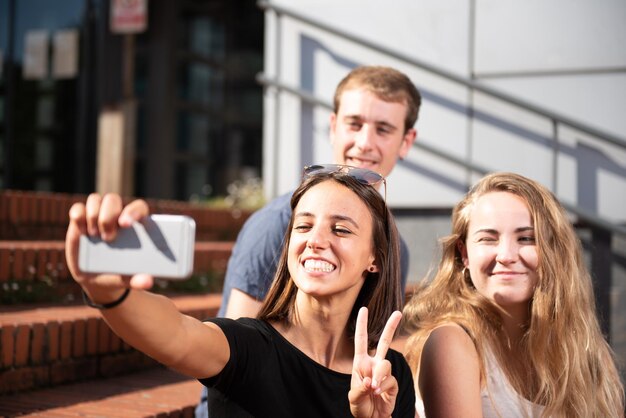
[0,190,252,418]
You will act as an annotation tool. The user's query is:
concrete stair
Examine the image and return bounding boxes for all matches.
[0,367,201,418]
[0,294,221,418]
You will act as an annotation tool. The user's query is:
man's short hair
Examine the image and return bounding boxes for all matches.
[333,66,422,132]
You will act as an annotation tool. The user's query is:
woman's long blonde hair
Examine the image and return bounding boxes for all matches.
[402,172,624,417]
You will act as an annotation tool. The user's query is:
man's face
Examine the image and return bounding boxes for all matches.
[330,88,416,178]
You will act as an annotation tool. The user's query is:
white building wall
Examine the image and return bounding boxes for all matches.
[260,1,626,374]
[262,0,626,222]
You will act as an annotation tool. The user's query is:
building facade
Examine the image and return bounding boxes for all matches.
[0,0,264,200]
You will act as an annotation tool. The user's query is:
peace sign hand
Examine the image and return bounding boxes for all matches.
[349,307,402,418]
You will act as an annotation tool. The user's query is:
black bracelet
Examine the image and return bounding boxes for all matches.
[82,288,131,310]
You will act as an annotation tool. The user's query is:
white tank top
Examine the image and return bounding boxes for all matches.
[416,348,545,418]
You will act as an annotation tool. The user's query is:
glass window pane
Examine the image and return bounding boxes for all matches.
[176,110,223,154]
[176,162,208,201]
[187,16,225,60]
[0,0,7,84]
[34,176,51,191]
[37,96,54,128]
[14,0,84,64]
[35,136,52,169]
[178,63,224,107]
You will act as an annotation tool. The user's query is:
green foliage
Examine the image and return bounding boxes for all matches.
[201,177,265,210]
[152,271,224,294]
[0,277,62,304]
[0,271,224,305]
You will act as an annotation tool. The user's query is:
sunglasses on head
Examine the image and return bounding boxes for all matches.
[302,164,387,201]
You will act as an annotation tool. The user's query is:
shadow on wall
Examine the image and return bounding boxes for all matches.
[297,34,625,216]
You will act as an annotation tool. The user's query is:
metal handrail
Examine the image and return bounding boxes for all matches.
[257,0,626,151]
[256,73,626,237]
[258,0,623,341]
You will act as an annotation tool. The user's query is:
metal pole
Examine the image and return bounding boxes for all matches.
[590,227,613,341]
[271,9,282,199]
[551,119,559,192]
[123,34,135,100]
[4,0,17,188]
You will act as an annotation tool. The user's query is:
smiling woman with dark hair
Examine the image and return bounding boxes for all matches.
[64,165,416,418]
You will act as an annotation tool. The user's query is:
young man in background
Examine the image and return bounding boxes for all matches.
[195,65,421,417]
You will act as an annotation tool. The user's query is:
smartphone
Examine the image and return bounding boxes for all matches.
[78,214,196,279]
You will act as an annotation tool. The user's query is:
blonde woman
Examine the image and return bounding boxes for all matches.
[402,172,624,418]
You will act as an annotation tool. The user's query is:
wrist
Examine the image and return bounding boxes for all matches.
[82,287,130,310]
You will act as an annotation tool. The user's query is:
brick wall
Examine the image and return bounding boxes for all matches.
[0,294,222,395]
[0,190,253,242]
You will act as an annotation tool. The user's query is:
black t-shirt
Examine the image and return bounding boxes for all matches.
[199,317,415,418]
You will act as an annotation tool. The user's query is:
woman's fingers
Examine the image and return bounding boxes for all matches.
[371,358,392,393]
[66,202,88,280]
[350,309,400,417]
[376,373,398,399]
[87,194,148,242]
[119,199,150,227]
[85,193,102,236]
[68,202,87,236]
[370,311,401,394]
[375,311,402,361]
[348,375,372,413]
[98,194,124,241]
[354,308,402,368]
[66,194,152,290]
[129,273,155,289]
[354,307,369,357]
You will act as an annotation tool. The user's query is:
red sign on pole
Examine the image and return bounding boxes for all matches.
[110,0,148,34]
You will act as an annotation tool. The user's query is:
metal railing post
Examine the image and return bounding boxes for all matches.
[551,119,559,192]
[591,227,613,340]
[271,8,282,199]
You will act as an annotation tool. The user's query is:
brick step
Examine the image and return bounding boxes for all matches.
[0,189,252,242]
[0,293,222,395]
[0,241,234,282]
[0,241,234,303]
[0,366,202,418]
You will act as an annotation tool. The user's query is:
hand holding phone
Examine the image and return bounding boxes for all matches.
[78,214,196,279]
